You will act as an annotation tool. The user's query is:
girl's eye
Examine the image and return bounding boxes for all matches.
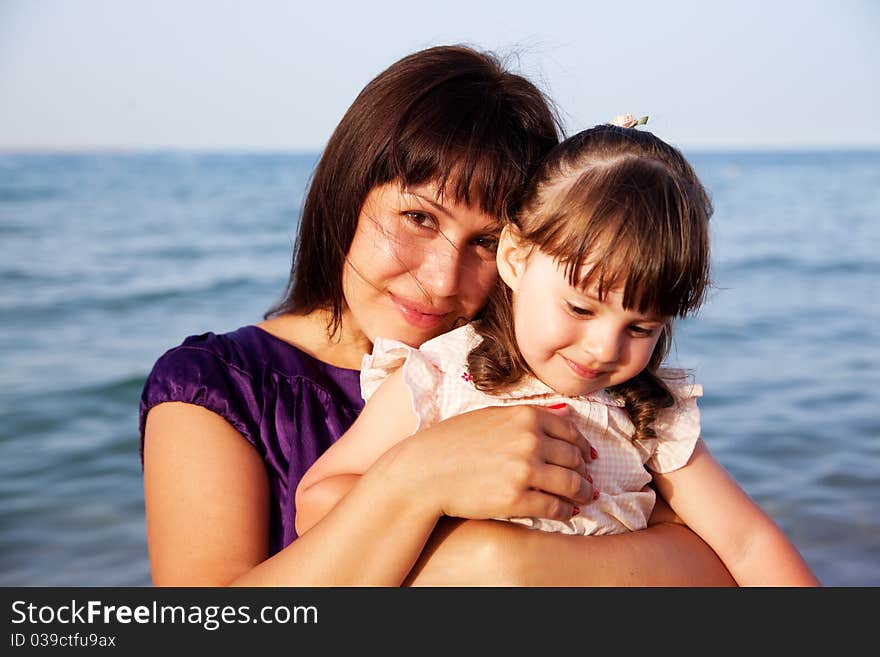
[629,325,659,337]
[566,303,593,317]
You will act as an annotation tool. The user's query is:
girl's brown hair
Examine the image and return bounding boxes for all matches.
[266,45,561,336]
[468,124,713,443]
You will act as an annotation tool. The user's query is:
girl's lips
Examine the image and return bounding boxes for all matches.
[391,295,451,329]
[562,356,604,380]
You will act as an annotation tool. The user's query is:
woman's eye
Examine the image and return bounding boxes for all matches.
[402,211,436,229]
[471,235,499,253]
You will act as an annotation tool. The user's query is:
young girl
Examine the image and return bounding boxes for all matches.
[294,118,819,586]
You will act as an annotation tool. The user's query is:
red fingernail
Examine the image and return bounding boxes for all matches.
[590,447,598,460]
[592,490,600,501]
[571,506,580,517]
[548,403,567,409]
[586,474,593,483]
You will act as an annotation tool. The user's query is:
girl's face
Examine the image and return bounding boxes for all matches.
[342,181,501,349]
[497,229,666,396]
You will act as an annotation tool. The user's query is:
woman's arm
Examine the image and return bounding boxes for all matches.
[652,439,819,586]
[405,515,737,586]
[292,437,737,586]
[144,403,270,586]
[144,401,596,586]
[402,471,735,586]
[296,370,601,535]
[400,450,737,586]
[145,401,442,586]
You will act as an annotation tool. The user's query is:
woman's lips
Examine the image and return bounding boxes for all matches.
[562,356,604,380]
[391,295,451,329]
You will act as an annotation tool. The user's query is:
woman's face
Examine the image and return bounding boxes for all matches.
[342,181,501,348]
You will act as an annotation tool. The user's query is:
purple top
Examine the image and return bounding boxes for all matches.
[139,325,364,553]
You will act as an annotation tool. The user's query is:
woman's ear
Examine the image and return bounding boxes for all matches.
[496,224,529,291]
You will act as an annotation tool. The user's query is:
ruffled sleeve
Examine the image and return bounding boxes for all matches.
[645,369,703,473]
[360,337,444,431]
[139,340,262,458]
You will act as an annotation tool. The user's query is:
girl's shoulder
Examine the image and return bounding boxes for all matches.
[361,324,480,409]
[365,323,480,375]
[419,322,482,358]
[656,367,703,402]
[643,368,703,473]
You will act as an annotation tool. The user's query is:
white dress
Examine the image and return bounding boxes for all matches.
[361,324,703,536]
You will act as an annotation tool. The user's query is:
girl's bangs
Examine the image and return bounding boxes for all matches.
[533,169,708,318]
[563,231,688,318]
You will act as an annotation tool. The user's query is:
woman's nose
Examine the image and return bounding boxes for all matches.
[419,240,463,298]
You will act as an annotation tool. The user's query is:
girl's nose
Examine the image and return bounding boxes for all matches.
[584,326,622,365]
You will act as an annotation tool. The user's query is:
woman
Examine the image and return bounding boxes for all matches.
[140,44,735,586]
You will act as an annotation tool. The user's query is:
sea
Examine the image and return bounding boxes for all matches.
[1,149,878,587]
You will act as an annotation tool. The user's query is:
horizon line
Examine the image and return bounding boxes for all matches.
[2,143,880,156]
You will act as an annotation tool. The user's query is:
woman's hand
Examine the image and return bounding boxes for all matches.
[374,404,597,523]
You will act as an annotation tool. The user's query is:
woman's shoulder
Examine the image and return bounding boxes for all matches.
[154,324,359,383]
[140,325,363,450]
[156,326,258,374]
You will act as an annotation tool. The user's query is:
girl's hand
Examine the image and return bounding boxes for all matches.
[380,404,597,522]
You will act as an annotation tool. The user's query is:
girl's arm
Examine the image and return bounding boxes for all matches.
[144,399,596,586]
[294,369,420,535]
[652,438,820,586]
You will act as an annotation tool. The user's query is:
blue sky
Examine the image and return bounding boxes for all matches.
[1,0,878,151]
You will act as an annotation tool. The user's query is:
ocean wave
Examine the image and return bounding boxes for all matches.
[722,255,880,276]
[0,187,65,203]
[76,373,149,401]
[7,373,149,408]
[0,275,278,315]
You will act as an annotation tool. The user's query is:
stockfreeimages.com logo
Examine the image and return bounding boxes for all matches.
[11,599,317,632]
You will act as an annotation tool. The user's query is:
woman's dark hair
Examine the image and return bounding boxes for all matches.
[468,124,713,443]
[266,45,562,335]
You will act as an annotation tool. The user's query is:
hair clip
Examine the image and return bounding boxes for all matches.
[608,114,649,128]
